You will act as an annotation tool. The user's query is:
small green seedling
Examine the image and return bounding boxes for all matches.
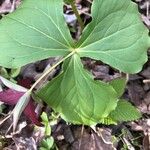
[40,137,55,150]
[40,112,55,150]
[41,112,52,136]
[0,0,149,127]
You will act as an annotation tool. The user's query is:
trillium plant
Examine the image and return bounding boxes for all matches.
[0,0,150,129]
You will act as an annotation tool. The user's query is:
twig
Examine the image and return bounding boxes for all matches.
[70,1,84,31]
[143,79,150,83]
[79,125,84,150]
[0,114,12,126]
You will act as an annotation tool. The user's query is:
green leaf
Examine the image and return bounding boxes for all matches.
[10,68,21,78]
[0,0,73,68]
[0,0,149,73]
[64,0,74,4]
[100,117,117,125]
[37,54,118,125]
[109,78,126,97]
[41,112,51,136]
[0,0,148,126]
[109,99,141,122]
[41,112,49,123]
[77,0,149,73]
[40,137,54,150]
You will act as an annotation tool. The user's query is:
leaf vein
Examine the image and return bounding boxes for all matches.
[6,16,69,49]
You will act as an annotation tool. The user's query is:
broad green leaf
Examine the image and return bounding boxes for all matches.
[77,0,149,73]
[37,54,118,125]
[0,0,73,68]
[109,99,141,122]
[109,78,126,97]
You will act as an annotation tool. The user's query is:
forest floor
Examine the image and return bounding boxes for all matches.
[0,0,150,150]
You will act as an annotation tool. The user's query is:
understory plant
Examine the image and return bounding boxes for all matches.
[0,0,150,129]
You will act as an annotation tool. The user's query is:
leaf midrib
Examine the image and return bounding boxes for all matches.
[8,33,69,52]
[79,32,142,54]
[35,7,72,47]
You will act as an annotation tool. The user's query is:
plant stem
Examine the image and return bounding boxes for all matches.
[29,51,75,92]
[70,1,84,31]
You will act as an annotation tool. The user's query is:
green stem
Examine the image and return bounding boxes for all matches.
[70,1,84,31]
[29,51,75,92]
